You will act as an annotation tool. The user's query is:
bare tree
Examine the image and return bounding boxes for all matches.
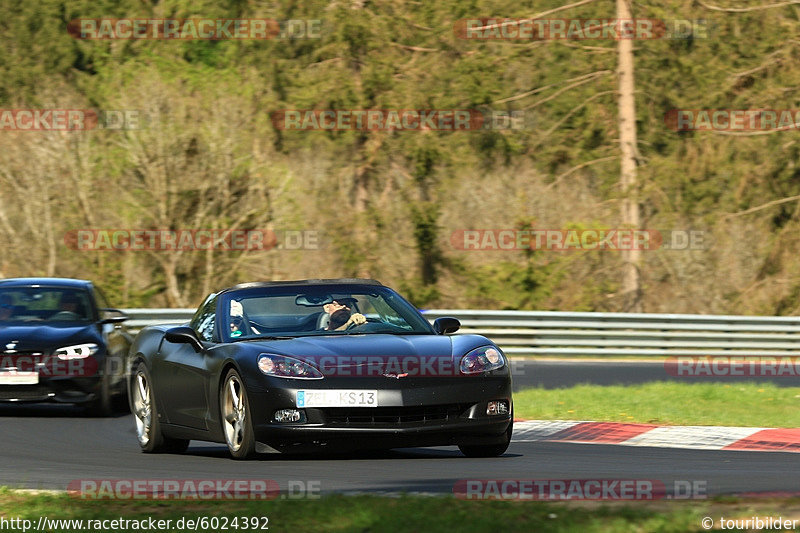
[113,77,274,307]
[617,0,642,311]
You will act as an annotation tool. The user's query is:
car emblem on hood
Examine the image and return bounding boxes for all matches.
[382,372,409,379]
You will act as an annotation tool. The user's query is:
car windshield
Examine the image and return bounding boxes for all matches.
[220,285,433,341]
[0,287,93,324]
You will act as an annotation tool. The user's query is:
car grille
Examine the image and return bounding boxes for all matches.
[321,404,468,426]
[0,385,54,401]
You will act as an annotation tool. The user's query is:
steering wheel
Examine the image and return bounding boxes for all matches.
[345,317,381,330]
[49,311,81,320]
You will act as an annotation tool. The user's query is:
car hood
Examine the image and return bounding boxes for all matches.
[0,324,99,352]
[249,334,455,365]
[233,333,499,378]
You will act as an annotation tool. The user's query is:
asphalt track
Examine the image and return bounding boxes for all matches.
[0,415,797,496]
[0,361,797,497]
[511,360,800,390]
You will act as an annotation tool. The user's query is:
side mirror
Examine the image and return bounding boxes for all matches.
[433,317,460,335]
[165,326,204,352]
[99,308,129,324]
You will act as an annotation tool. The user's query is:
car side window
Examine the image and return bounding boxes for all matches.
[190,294,217,342]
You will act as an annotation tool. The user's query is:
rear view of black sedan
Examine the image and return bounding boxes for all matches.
[129,279,513,459]
[0,278,132,415]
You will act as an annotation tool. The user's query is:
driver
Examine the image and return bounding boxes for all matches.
[0,294,13,320]
[56,292,82,317]
[323,300,366,331]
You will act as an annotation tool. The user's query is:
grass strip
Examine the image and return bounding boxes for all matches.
[1,489,799,532]
[513,382,800,426]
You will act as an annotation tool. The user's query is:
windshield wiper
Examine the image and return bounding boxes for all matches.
[360,330,429,335]
[237,335,295,341]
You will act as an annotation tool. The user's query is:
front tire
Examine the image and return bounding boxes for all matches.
[85,358,113,417]
[220,369,256,459]
[130,362,189,453]
[458,419,513,458]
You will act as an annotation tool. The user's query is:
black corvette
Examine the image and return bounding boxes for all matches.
[129,279,513,458]
[0,278,132,414]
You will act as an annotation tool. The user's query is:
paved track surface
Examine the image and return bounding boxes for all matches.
[0,404,797,496]
[511,360,800,391]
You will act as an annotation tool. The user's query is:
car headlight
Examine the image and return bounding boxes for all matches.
[258,354,323,379]
[55,343,99,360]
[460,346,505,375]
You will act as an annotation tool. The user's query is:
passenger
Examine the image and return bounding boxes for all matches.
[230,316,245,338]
[229,300,254,337]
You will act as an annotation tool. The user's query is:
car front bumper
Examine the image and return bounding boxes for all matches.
[0,376,102,404]
[246,374,513,453]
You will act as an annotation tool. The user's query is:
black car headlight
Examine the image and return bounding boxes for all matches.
[257,354,323,379]
[55,343,99,360]
[460,346,505,375]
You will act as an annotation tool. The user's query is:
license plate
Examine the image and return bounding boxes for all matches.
[296,390,378,408]
[0,372,39,385]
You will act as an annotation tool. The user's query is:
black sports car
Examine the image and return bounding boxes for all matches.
[129,279,513,458]
[0,278,132,414]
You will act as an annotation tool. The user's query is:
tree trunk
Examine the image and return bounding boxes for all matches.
[617,0,642,312]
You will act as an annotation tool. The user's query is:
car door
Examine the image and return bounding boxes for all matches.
[153,295,217,430]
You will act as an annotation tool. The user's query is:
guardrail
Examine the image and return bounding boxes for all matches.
[122,308,800,357]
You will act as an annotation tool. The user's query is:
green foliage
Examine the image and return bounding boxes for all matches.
[1,488,786,533]
[1,0,799,313]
